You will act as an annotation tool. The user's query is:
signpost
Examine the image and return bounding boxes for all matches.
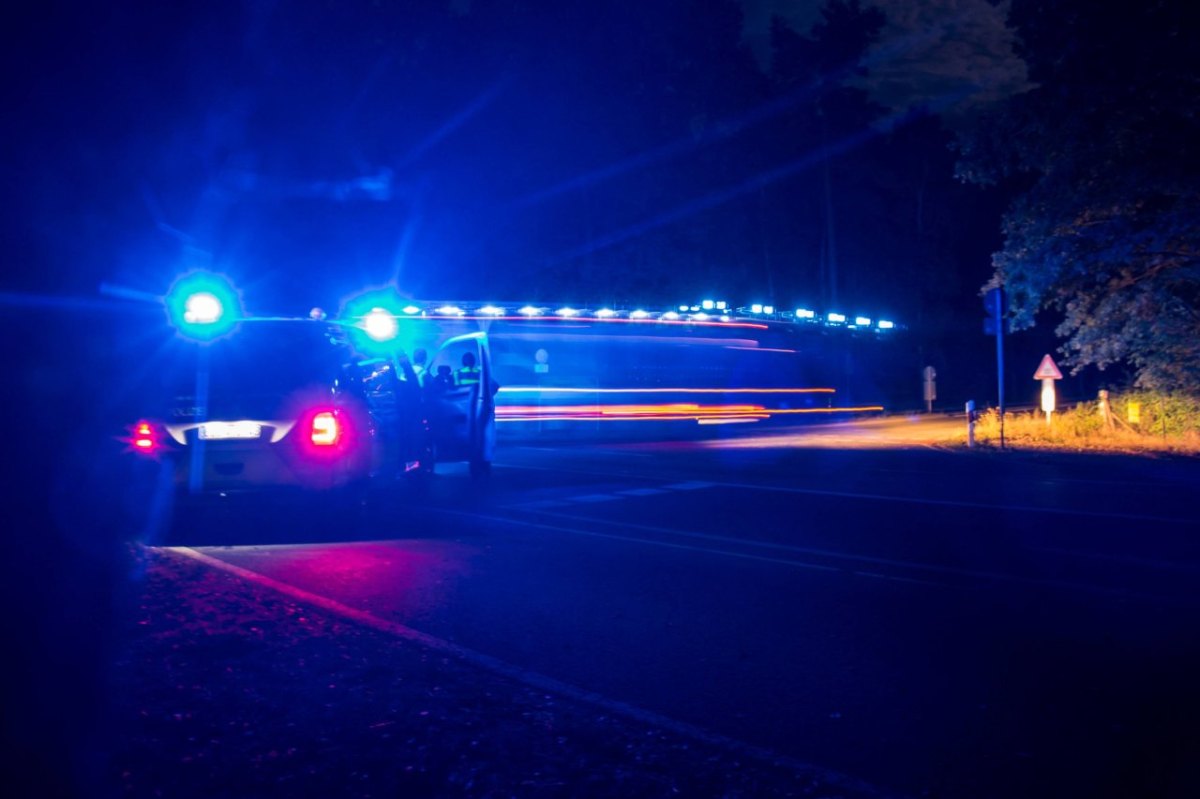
[984,287,1006,448]
[922,366,937,413]
[1033,353,1063,425]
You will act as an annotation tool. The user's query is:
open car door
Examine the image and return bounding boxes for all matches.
[426,331,495,476]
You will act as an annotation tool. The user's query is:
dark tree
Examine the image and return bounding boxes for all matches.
[955,0,1200,391]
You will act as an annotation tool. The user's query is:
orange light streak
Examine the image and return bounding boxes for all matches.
[498,387,836,395]
[496,402,884,423]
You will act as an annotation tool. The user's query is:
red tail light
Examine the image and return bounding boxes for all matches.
[133,421,157,452]
[311,411,340,446]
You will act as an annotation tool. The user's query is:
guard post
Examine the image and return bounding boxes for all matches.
[965,400,976,448]
[1033,354,1063,427]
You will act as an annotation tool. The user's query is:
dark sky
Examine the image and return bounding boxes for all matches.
[5,0,1023,354]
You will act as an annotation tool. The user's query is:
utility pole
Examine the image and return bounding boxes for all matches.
[984,287,1006,448]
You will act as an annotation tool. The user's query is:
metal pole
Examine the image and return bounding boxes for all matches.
[966,400,975,448]
[995,288,1005,449]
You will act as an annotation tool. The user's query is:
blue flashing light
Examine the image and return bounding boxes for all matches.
[827,312,846,324]
[661,311,680,320]
[556,307,578,317]
[878,319,895,330]
[692,312,709,320]
[751,304,763,314]
[701,299,714,310]
[678,304,689,312]
[478,305,504,316]
[339,287,416,356]
[716,300,727,310]
[855,316,872,327]
[795,308,815,319]
[363,308,399,341]
[165,271,242,341]
[183,292,222,325]
[519,305,541,316]
[630,309,649,319]
[763,305,775,315]
[595,308,616,318]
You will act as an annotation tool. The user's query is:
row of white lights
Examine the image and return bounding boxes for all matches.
[365,301,896,330]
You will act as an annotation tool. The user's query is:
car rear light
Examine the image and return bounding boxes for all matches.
[129,420,161,455]
[311,411,340,446]
[134,421,155,449]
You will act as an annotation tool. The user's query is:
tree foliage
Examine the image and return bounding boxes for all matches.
[955,0,1200,391]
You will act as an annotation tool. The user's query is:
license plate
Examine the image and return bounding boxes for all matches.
[198,421,262,440]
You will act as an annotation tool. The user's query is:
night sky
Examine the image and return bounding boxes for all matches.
[4,1,1192,398]
[6,2,1010,314]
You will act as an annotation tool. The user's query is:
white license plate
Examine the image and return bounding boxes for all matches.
[198,421,262,440]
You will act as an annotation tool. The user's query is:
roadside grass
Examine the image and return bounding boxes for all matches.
[951,392,1200,455]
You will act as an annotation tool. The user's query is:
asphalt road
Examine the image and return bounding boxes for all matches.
[175,418,1200,798]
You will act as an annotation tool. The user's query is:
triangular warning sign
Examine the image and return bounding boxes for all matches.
[1033,354,1063,380]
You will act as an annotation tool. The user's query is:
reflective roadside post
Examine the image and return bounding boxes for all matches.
[966,400,976,448]
[1033,354,1063,426]
[923,366,937,413]
[534,348,549,435]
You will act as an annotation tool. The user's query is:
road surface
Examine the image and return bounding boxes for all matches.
[166,417,1200,798]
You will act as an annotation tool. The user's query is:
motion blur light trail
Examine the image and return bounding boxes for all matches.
[497,402,883,424]
[498,387,835,395]
[496,386,879,424]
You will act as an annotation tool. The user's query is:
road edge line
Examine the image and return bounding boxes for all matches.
[164,545,895,799]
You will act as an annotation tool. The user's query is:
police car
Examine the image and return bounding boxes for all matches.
[123,274,495,534]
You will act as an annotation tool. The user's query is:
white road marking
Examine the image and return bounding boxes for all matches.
[1028,546,1200,574]
[166,546,886,798]
[570,493,620,503]
[424,506,1180,604]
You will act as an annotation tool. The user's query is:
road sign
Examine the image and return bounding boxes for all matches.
[982,287,1006,317]
[983,317,1010,335]
[1033,354,1063,380]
